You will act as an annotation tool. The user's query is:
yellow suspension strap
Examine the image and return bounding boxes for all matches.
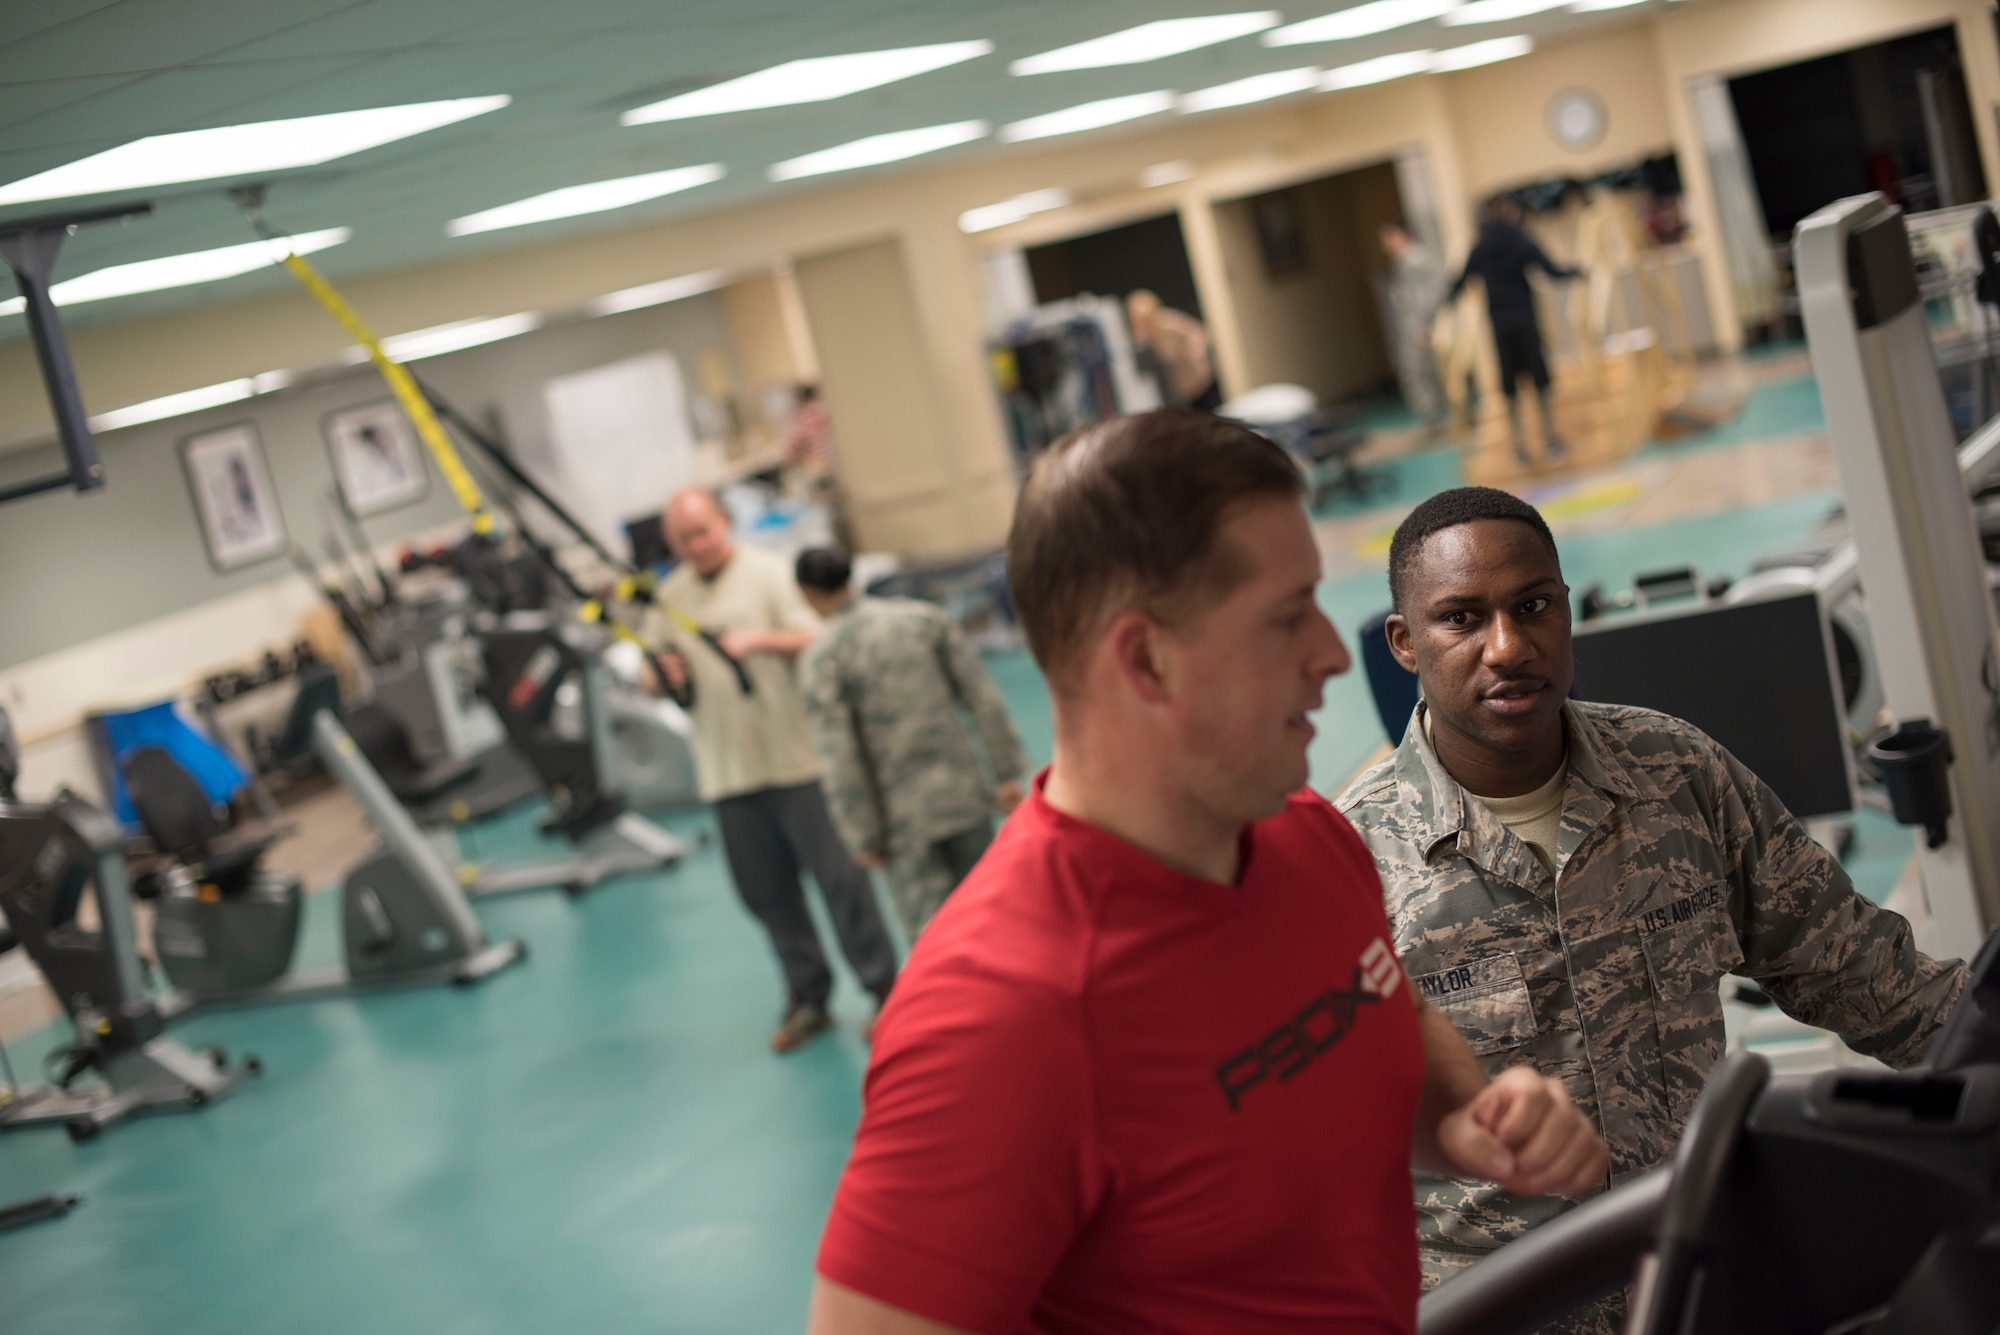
[278,253,495,536]
[276,250,703,705]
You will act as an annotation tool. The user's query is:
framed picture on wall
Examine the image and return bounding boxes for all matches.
[179,423,287,572]
[324,401,429,517]
[1250,188,1308,278]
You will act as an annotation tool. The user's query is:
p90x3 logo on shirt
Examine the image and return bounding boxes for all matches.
[1215,939,1401,1111]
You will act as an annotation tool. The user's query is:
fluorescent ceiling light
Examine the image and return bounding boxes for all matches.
[0,229,350,318]
[1011,13,1280,75]
[0,98,510,206]
[623,41,994,124]
[1001,92,1176,142]
[589,270,730,316]
[447,166,724,236]
[1432,34,1534,66]
[1265,0,1461,45]
[1568,0,1647,9]
[89,379,256,432]
[958,189,1071,234]
[769,121,988,181]
[1180,67,1321,112]
[1441,0,1566,22]
[378,313,540,362]
[1321,50,1437,87]
[1141,160,1197,187]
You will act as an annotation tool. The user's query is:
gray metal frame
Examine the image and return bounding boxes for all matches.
[1797,193,2000,958]
[161,713,525,1013]
[0,800,251,1140]
[445,626,691,898]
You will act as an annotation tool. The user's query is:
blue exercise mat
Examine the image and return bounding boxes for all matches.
[91,700,247,831]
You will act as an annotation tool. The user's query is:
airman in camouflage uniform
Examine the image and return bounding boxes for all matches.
[1337,486,1968,1334]
[1382,220,1449,431]
[797,568,1027,940]
[1340,700,1967,1327]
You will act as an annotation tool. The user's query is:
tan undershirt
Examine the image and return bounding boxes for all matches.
[1424,710,1568,873]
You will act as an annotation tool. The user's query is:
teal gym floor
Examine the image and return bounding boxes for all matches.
[0,357,1909,1334]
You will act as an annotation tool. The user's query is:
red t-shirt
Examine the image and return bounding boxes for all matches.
[816,777,1424,1334]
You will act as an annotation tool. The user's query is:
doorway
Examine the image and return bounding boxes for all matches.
[1023,212,1203,318]
[1212,159,1407,406]
[1729,25,1987,242]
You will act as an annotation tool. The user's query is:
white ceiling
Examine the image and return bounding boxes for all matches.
[0,0,1674,336]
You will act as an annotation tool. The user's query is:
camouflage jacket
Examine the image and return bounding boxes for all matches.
[799,596,1026,859]
[1388,243,1449,335]
[1337,700,1967,1261]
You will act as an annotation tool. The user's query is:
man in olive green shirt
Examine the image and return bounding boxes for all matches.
[651,489,897,1052]
[1337,486,1967,1333]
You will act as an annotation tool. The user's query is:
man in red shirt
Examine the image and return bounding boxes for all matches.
[811,410,1607,1334]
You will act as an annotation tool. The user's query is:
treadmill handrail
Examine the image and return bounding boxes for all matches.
[1627,1050,1772,1335]
[1416,1169,1671,1335]
[1925,925,2000,1070]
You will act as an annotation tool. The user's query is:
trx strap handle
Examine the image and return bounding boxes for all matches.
[653,604,754,699]
[275,251,704,707]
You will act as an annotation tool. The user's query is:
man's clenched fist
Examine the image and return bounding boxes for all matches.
[1437,1065,1607,1196]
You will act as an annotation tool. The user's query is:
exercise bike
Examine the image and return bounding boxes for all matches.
[144,702,526,1010]
[1419,928,2000,1335]
[0,923,81,1223]
[0,797,258,1141]
[446,614,690,898]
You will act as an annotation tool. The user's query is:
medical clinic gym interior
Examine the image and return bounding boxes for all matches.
[3,1,2000,1332]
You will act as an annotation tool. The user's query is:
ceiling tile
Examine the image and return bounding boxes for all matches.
[0,57,375,145]
[0,0,125,49]
[213,0,545,61]
[0,75,141,132]
[0,0,364,81]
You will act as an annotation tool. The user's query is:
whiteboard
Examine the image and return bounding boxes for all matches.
[542,352,696,550]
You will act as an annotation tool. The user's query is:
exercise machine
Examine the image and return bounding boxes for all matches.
[0,797,257,1141]
[1418,927,2000,1335]
[1797,193,2000,961]
[287,544,542,824]
[0,700,254,1142]
[449,615,690,897]
[0,911,78,1223]
[148,704,525,1009]
[1219,382,1388,508]
[419,385,705,813]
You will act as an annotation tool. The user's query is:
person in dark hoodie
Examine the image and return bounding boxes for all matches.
[1446,195,1582,466]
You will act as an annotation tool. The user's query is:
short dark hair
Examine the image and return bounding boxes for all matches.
[1007,408,1306,684]
[1388,486,1559,612]
[795,546,852,593]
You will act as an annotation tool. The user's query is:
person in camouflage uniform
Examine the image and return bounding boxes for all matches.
[1381,221,1449,434]
[1336,487,1969,1334]
[794,548,1028,940]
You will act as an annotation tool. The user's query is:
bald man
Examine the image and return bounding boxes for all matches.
[652,489,899,1051]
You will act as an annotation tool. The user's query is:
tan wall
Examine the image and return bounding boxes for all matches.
[1213,164,1404,403]
[722,273,809,395]
[1448,24,1677,197]
[793,239,1001,556]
